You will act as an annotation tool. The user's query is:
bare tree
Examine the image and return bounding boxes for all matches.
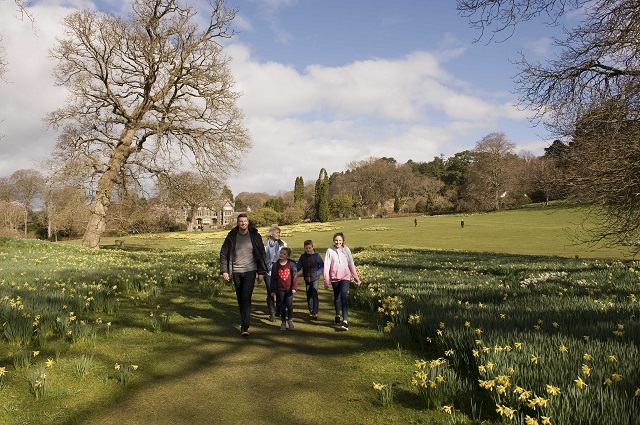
[458,0,640,252]
[46,0,250,248]
[7,169,45,237]
[465,132,520,211]
[158,171,221,232]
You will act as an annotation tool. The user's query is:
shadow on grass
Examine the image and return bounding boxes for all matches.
[54,283,415,425]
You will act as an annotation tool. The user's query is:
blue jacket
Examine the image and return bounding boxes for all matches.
[296,252,324,283]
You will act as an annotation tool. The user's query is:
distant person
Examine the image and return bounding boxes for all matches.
[461,219,465,228]
[270,247,298,331]
[264,225,287,321]
[414,218,417,227]
[323,232,361,330]
[220,214,267,337]
[296,240,324,320]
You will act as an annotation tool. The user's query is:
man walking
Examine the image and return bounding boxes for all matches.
[220,213,267,336]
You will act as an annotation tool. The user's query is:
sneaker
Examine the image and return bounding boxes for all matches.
[288,320,294,330]
[312,313,318,320]
[280,322,286,331]
[341,321,349,330]
[334,316,341,326]
[308,310,314,317]
[241,330,249,337]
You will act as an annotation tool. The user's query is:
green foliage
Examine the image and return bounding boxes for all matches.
[329,193,354,218]
[264,197,284,213]
[315,168,329,222]
[294,176,305,203]
[249,207,281,227]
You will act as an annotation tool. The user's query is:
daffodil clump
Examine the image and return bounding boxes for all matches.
[372,382,394,407]
[353,247,640,423]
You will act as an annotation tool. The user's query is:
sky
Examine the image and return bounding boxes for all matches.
[0,0,565,196]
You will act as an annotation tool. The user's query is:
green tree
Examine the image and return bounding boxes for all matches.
[329,193,354,219]
[294,176,305,203]
[249,207,280,227]
[315,168,329,222]
[264,197,284,213]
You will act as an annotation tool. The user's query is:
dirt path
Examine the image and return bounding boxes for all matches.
[59,285,421,425]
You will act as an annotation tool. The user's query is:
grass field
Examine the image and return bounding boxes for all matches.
[1,205,638,424]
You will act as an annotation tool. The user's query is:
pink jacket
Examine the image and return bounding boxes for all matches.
[323,245,360,285]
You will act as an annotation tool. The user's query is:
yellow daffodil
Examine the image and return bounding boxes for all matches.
[603,377,613,386]
[515,342,523,349]
[546,385,561,396]
[541,416,552,425]
[635,387,640,397]
[525,415,539,425]
[0,367,5,376]
[559,345,568,353]
[373,382,385,391]
[496,404,516,419]
[608,355,617,363]
[33,351,40,357]
[575,377,588,388]
[612,373,622,382]
[530,355,539,364]
[464,321,470,327]
[472,349,479,357]
[445,349,454,357]
[45,358,54,368]
[441,405,453,414]
[583,353,592,361]
[582,364,591,376]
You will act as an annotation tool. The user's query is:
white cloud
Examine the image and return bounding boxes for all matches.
[0,1,541,196]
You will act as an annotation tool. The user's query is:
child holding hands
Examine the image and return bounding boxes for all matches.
[270,247,298,330]
[296,240,324,319]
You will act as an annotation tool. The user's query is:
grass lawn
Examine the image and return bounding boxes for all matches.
[1,204,636,424]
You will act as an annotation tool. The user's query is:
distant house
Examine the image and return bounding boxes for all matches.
[176,200,235,230]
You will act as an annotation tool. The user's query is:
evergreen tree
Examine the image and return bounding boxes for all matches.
[294,176,305,203]
[315,169,329,222]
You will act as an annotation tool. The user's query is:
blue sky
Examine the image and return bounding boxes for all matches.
[0,0,562,195]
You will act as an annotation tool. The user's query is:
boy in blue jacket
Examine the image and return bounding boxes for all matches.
[296,240,324,320]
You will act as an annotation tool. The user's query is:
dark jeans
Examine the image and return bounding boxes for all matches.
[232,271,257,331]
[331,280,350,322]
[305,279,319,314]
[276,290,294,321]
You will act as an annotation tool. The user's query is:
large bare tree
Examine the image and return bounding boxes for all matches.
[46,0,250,248]
[458,0,640,252]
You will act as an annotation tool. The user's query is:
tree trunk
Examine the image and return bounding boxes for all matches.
[82,132,135,248]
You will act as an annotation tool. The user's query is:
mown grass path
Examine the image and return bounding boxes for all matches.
[48,284,438,425]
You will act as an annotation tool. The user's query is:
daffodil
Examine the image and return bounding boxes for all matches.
[559,345,568,353]
[582,364,591,376]
[546,385,560,396]
[612,373,622,382]
[373,382,385,391]
[45,358,54,368]
[583,353,592,361]
[0,367,5,376]
[541,416,552,425]
[530,355,539,364]
[441,405,453,414]
[525,415,539,425]
[575,377,588,388]
[603,377,613,386]
[608,355,617,363]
